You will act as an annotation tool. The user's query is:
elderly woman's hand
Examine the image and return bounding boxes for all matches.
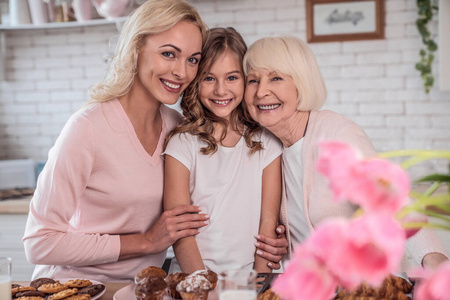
[255,225,289,270]
[422,252,448,270]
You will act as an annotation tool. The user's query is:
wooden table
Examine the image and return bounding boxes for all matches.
[15,281,130,300]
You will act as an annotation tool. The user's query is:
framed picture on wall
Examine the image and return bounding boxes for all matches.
[306,0,385,43]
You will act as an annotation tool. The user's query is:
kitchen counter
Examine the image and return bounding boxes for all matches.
[0,198,31,214]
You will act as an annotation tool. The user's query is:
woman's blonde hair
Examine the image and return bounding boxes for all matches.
[243,36,327,111]
[166,27,263,155]
[89,0,207,102]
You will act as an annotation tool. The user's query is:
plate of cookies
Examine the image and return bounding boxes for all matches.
[12,277,106,300]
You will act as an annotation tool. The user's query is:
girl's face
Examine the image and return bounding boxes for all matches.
[135,21,202,105]
[198,50,244,121]
[244,69,299,129]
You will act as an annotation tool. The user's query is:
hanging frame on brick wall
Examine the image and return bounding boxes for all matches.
[306,0,385,43]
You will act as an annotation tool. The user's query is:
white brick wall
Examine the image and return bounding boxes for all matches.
[0,0,449,177]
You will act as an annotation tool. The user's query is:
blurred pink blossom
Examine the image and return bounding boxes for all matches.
[317,141,410,216]
[413,261,450,300]
[326,215,406,289]
[272,247,337,300]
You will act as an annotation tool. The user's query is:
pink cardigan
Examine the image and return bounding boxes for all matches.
[23,99,182,282]
[280,110,447,268]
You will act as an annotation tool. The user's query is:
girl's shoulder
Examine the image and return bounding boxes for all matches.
[161,104,184,131]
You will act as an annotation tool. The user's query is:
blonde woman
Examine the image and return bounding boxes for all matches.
[23,0,209,282]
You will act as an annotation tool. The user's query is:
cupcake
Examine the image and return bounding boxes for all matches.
[165,272,189,299]
[135,276,167,300]
[135,266,168,285]
[176,274,211,300]
[191,270,218,290]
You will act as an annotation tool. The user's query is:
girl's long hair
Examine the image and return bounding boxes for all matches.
[166,27,262,155]
[89,0,206,102]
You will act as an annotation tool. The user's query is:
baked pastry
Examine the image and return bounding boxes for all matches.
[176,274,211,300]
[30,277,56,289]
[334,274,412,300]
[135,266,168,285]
[11,286,37,297]
[47,288,78,300]
[37,281,68,294]
[191,269,218,290]
[135,276,167,300]
[77,283,105,297]
[64,295,92,300]
[258,288,282,300]
[64,279,92,288]
[14,290,47,298]
[165,272,189,299]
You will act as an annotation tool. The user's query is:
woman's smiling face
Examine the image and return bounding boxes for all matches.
[135,20,203,105]
[244,68,299,129]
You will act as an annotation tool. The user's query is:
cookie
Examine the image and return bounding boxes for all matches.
[15,290,47,298]
[15,297,46,300]
[11,286,36,297]
[12,283,21,289]
[64,295,91,300]
[77,284,105,296]
[64,279,92,288]
[47,287,78,300]
[37,282,67,294]
[30,277,56,289]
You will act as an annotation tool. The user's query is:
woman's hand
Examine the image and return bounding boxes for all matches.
[255,224,289,270]
[119,205,209,260]
[145,205,209,253]
[422,252,448,270]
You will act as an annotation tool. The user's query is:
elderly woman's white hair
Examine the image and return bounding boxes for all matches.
[243,36,327,111]
[90,0,206,102]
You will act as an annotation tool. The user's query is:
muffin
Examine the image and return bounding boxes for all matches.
[190,270,218,290]
[165,272,189,299]
[135,266,168,285]
[176,274,211,300]
[135,276,167,300]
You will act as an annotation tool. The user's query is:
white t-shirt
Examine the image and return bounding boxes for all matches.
[282,138,309,247]
[165,129,282,273]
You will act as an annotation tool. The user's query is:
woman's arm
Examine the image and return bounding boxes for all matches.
[255,156,282,273]
[164,155,206,273]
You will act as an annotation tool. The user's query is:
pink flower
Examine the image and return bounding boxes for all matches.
[308,215,406,289]
[327,214,406,288]
[316,141,360,202]
[348,158,410,215]
[413,261,450,300]
[317,141,410,216]
[272,247,337,300]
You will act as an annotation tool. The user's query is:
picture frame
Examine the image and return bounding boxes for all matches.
[306,0,385,43]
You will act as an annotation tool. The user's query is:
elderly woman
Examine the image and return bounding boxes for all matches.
[243,35,448,270]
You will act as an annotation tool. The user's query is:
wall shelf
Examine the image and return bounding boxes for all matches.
[0,16,128,31]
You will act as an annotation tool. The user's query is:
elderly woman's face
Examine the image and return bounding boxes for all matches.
[245,69,298,128]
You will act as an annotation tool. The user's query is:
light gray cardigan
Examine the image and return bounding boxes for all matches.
[279,110,447,269]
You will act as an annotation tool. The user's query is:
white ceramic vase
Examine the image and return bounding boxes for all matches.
[72,0,94,22]
[9,0,32,26]
[28,0,49,25]
[93,0,131,20]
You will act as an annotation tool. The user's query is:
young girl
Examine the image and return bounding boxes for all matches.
[163,27,283,274]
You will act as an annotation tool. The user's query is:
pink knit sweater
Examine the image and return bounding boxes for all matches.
[23,99,182,282]
[280,110,447,269]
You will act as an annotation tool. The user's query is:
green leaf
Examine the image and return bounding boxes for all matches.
[416,174,450,183]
